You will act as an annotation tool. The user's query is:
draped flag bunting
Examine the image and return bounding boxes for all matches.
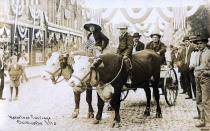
[17,25,28,39]
[102,8,118,23]
[0,25,10,36]
[120,8,153,24]
[133,23,152,34]
[11,0,24,16]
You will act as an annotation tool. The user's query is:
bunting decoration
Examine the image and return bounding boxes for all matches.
[11,0,24,16]
[120,8,153,24]
[17,25,28,39]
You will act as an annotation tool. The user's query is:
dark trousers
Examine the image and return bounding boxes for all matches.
[0,70,4,98]
[180,70,192,97]
[189,69,196,98]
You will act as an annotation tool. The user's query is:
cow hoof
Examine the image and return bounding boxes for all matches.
[156,113,162,118]
[93,119,100,124]
[111,121,121,128]
[72,109,79,118]
[143,111,150,116]
[87,112,94,118]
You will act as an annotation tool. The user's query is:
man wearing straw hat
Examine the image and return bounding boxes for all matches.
[116,23,133,84]
[84,20,109,57]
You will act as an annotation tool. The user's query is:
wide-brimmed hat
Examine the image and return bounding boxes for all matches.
[133,33,141,38]
[195,35,209,43]
[117,23,129,29]
[182,36,189,42]
[84,20,101,32]
[150,33,161,38]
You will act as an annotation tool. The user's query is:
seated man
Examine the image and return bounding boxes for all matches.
[116,23,133,84]
[146,33,166,65]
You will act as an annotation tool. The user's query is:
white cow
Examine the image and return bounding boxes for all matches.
[41,52,60,80]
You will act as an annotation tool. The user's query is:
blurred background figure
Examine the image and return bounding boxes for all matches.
[7,55,26,101]
[0,47,6,100]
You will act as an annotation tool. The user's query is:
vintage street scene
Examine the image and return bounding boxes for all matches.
[0,0,210,131]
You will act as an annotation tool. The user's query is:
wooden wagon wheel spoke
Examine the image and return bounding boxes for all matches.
[164,68,178,106]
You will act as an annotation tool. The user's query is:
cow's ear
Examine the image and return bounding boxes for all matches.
[88,57,94,63]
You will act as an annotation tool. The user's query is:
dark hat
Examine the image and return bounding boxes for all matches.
[182,36,189,42]
[133,33,141,38]
[84,21,101,32]
[150,33,161,38]
[195,35,209,43]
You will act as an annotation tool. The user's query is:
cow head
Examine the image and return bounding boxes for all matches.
[41,52,61,81]
[68,52,104,93]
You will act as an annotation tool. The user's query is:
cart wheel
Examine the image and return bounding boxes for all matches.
[120,90,129,101]
[163,68,178,106]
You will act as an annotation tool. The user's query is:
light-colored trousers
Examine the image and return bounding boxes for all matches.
[195,70,210,126]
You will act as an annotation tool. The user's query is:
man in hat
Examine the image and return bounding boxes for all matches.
[84,21,109,57]
[177,36,194,99]
[194,35,210,127]
[132,33,145,53]
[0,46,6,100]
[116,24,133,84]
[188,35,199,100]
[146,33,166,64]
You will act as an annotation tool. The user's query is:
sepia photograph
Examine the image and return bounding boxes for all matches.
[0,0,210,130]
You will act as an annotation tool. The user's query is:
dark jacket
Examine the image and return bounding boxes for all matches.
[117,32,133,57]
[133,41,145,51]
[87,31,109,51]
[0,57,4,78]
[146,41,166,64]
[177,45,194,72]
[170,51,179,66]
[146,41,166,54]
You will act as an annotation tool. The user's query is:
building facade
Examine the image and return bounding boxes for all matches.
[0,0,85,65]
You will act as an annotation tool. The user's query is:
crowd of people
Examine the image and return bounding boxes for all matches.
[0,50,28,102]
[84,21,210,128]
[0,20,209,128]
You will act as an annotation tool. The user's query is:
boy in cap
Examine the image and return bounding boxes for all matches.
[7,54,25,101]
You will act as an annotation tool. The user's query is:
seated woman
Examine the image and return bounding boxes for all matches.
[84,20,109,57]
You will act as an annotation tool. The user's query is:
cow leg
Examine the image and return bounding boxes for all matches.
[153,73,162,118]
[93,93,104,124]
[143,82,151,116]
[110,92,121,128]
[72,92,80,118]
[86,87,94,118]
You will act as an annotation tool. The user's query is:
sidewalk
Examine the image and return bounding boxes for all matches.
[4,65,46,84]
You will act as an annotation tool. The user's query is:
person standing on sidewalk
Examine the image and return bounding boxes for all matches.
[7,55,25,101]
[194,35,210,127]
[18,52,29,83]
[177,36,194,99]
[0,47,6,100]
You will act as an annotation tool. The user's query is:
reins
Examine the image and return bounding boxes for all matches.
[71,57,124,90]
